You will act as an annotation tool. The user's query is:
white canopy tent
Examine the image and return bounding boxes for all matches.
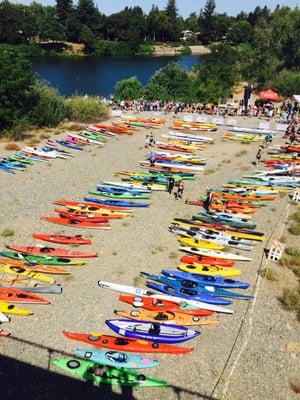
[293,95,300,103]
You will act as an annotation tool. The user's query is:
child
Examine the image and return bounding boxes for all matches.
[144,135,150,148]
[167,176,175,195]
[255,147,263,166]
[175,180,185,200]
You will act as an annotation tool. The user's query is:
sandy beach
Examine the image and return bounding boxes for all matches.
[0,114,299,400]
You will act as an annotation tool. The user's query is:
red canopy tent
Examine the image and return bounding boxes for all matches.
[259,89,279,102]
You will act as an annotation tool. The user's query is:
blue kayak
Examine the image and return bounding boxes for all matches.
[0,160,24,170]
[75,349,159,369]
[96,185,147,195]
[0,164,15,173]
[143,272,245,302]
[146,281,232,305]
[161,270,250,289]
[15,152,48,162]
[56,140,83,150]
[83,197,150,208]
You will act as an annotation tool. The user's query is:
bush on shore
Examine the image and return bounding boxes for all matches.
[115,77,144,100]
[66,96,109,123]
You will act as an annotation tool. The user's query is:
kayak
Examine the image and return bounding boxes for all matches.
[106,319,200,344]
[83,197,150,208]
[0,288,49,304]
[32,233,92,245]
[60,205,130,216]
[178,238,225,251]
[0,258,70,275]
[0,312,9,323]
[178,263,241,277]
[7,245,97,259]
[0,264,55,284]
[162,270,250,289]
[118,294,214,316]
[0,301,32,316]
[146,282,231,306]
[53,199,131,212]
[63,331,192,354]
[89,190,151,200]
[115,310,218,326]
[75,349,159,369]
[55,209,122,220]
[180,255,234,267]
[179,246,252,261]
[145,276,252,301]
[42,217,111,230]
[178,233,253,251]
[0,251,86,266]
[56,140,83,150]
[98,281,233,314]
[99,182,151,193]
[195,212,257,229]
[52,358,168,387]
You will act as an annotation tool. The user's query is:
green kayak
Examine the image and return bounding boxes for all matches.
[89,190,151,200]
[0,251,85,266]
[79,131,105,142]
[52,358,168,387]
[6,156,33,165]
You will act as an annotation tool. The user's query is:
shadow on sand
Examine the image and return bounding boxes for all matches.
[1,335,220,400]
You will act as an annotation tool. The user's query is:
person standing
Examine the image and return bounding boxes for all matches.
[175,180,185,200]
[264,133,273,148]
[167,176,175,195]
[255,146,263,166]
[144,135,150,148]
[204,188,213,211]
[149,151,156,167]
[149,132,156,147]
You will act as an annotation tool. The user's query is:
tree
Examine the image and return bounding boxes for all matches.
[185,12,199,32]
[199,0,216,43]
[77,0,99,33]
[228,20,252,44]
[165,0,181,41]
[145,62,195,101]
[0,49,37,131]
[39,6,65,41]
[56,0,73,24]
[114,77,144,100]
[79,25,95,53]
[166,0,177,21]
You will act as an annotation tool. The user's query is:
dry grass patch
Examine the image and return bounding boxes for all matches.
[39,133,51,139]
[291,382,300,394]
[0,228,14,237]
[259,267,279,281]
[280,284,300,313]
[169,251,178,260]
[288,224,300,235]
[235,150,248,157]
[4,143,20,151]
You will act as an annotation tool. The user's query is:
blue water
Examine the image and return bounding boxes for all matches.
[32,55,203,97]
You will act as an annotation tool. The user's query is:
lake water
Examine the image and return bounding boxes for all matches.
[32,55,203,97]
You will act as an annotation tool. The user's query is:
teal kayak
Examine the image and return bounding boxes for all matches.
[89,190,151,200]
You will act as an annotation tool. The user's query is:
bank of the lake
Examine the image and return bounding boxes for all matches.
[32,54,204,97]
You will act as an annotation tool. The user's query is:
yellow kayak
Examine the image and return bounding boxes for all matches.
[174,121,216,128]
[115,309,219,326]
[224,183,288,192]
[168,140,205,150]
[174,157,206,164]
[179,238,224,251]
[0,300,32,316]
[178,263,241,277]
[171,220,265,242]
[0,264,55,284]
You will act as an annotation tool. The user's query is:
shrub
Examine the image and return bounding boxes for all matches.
[137,44,155,55]
[66,96,109,123]
[288,224,300,235]
[29,83,68,127]
[115,77,144,100]
[178,46,192,55]
[290,211,300,223]
[269,70,300,97]
[285,247,300,258]
[4,143,20,150]
[280,285,300,311]
[1,228,14,237]
[259,267,279,281]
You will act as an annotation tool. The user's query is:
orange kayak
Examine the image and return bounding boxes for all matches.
[212,192,276,201]
[42,217,111,229]
[0,258,70,275]
[63,331,193,354]
[32,233,92,245]
[0,288,49,304]
[115,310,219,326]
[53,200,131,212]
[7,245,97,259]
[55,207,126,219]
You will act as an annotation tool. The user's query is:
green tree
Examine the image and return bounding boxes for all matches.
[268,70,300,96]
[79,25,95,53]
[77,0,99,33]
[165,0,181,41]
[228,20,252,44]
[39,6,65,41]
[0,49,37,131]
[145,62,195,101]
[56,0,73,24]
[199,0,216,43]
[115,77,144,100]
[185,12,199,32]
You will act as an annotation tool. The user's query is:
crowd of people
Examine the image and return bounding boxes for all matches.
[103,98,300,123]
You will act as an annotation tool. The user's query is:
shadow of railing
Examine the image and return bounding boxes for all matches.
[1,335,220,400]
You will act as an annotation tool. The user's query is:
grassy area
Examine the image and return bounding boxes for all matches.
[0,228,14,237]
[259,267,279,281]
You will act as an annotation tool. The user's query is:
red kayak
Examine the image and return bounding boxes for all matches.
[63,331,192,354]
[32,233,92,245]
[53,199,131,212]
[280,146,300,153]
[42,217,111,230]
[0,288,50,304]
[180,255,235,267]
[119,294,214,316]
[7,245,97,258]
[156,144,194,153]
[55,210,110,223]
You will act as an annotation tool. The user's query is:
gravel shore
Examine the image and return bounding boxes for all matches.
[0,114,299,400]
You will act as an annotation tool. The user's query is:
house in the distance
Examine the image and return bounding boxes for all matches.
[180,30,199,41]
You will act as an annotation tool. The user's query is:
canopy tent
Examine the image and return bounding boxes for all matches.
[293,95,300,103]
[259,89,279,102]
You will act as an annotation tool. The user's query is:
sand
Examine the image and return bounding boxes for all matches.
[0,114,299,400]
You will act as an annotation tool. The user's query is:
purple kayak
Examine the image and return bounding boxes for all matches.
[106,319,200,344]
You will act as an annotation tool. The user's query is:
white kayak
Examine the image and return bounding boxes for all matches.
[101,181,151,192]
[149,150,205,159]
[22,147,57,159]
[0,312,10,323]
[167,131,214,142]
[140,161,204,172]
[98,281,234,314]
[87,125,118,138]
[179,246,252,261]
